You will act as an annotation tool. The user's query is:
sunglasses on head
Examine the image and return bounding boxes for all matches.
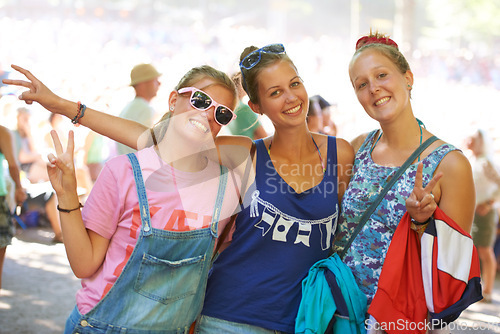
[177,87,236,126]
[239,43,286,70]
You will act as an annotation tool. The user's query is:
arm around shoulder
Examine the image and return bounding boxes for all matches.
[215,135,255,169]
[435,150,475,233]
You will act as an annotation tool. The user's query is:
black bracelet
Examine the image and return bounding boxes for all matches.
[57,203,83,213]
[410,217,431,226]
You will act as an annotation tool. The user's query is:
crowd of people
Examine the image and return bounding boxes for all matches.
[414,52,500,90]
[0,29,499,334]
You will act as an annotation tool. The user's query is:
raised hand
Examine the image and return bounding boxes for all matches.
[47,130,79,205]
[2,65,62,112]
[405,162,443,223]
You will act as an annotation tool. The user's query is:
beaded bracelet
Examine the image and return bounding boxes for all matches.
[57,203,83,213]
[71,102,87,125]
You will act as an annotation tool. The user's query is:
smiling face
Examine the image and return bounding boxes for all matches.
[250,60,308,128]
[170,77,236,142]
[349,49,413,124]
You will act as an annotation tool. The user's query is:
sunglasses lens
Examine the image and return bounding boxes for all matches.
[240,44,285,70]
[241,52,261,69]
[191,91,211,110]
[215,107,234,125]
[262,44,285,53]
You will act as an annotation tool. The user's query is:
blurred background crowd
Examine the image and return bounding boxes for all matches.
[1,0,499,144]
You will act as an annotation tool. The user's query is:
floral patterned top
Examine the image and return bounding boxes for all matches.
[333,130,457,305]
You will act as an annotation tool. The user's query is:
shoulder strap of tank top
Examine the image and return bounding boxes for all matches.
[358,130,379,154]
[212,142,257,260]
[340,135,438,259]
[325,136,338,179]
[254,138,267,161]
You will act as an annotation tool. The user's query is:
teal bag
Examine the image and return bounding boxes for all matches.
[295,253,367,334]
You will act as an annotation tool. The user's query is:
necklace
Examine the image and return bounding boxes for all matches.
[267,134,326,173]
[370,119,424,162]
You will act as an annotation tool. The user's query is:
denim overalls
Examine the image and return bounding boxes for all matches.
[65,153,227,333]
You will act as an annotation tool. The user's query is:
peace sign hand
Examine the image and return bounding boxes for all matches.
[2,65,62,112]
[405,162,443,223]
[47,130,79,206]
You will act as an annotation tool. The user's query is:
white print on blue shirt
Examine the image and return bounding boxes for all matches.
[250,190,338,250]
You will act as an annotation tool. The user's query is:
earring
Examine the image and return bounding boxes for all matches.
[169,105,174,111]
[407,84,412,89]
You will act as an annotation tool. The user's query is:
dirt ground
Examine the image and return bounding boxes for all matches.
[1,226,500,334]
[1,227,79,334]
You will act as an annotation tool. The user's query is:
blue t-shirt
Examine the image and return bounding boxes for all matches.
[202,136,339,333]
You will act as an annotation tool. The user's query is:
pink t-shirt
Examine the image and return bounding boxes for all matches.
[76,147,239,314]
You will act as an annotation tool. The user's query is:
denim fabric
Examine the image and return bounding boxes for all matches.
[195,315,286,334]
[65,153,226,333]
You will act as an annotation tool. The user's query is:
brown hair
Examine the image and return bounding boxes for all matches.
[239,45,297,104]
[307,98,321,117]
[231,71,242,88]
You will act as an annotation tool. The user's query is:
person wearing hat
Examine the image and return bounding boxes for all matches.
[117,63,161,155]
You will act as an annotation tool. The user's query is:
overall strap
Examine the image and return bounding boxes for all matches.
[212,143,256,259]
[340,136,438,259]
[127,153,152,236]
[210,164,229,238]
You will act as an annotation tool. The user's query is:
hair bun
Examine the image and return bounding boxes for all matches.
[240,46,259,63]
[355,32,399,51]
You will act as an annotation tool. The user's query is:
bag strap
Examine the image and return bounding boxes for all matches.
[340,135,438,259]
[212,143,256,260]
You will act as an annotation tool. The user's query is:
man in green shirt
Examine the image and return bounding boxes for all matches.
[227,72,267,140]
